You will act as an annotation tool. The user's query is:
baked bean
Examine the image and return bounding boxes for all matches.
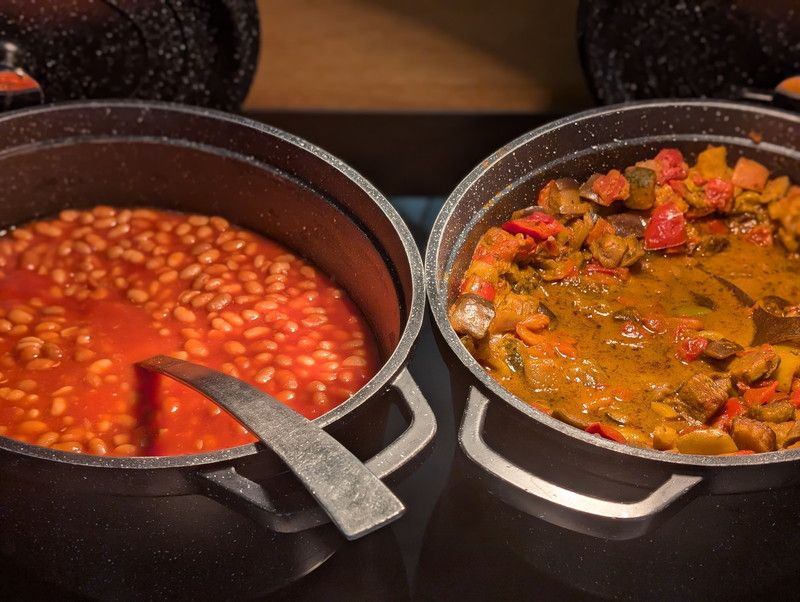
[185,339,210,358]
[159,269,179,284]
[127,288,149,304]
[74,348,95,362]
[88,359,113,374]
[173,306,197,323]
[88,438,108,455]
[243,326,270,340]
[50,397,67,416]
[18,420,48,434]
[206,293,232,312]
[37,431,60,446]
[223,341,246,356]
[113,444,137,456]
[27,359,55,371]
[190,292,214,308]
[8,308,33,325]
[52,441,83,453]
[179,263,202,279]
[0,208,378,456]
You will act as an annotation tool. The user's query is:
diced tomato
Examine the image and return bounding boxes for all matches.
[743,381,779,406]
[731,157,769,192]
[501,212,563,241]
[703,219,729,235]
[704,178,734,211]
[668,179,688,197]
[585,261,630,280]
[644,202,687,250]
[591,169,630,205]
[621,320,644,339]
[677,336,708,361]
[585,422,627,444]
[725,398,743,418]
[743,224,773,247]
[654,148,688,184]
[479,227,535,262]
[470,244,497,265]
[640,315,667,334]
[690,171,707,186]
[585,218,615,245]
[790,388,800,408]
[459,275,496,301]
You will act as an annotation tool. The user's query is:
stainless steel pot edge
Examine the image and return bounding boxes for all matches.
[0,99,429,471]
[426,98,800,471]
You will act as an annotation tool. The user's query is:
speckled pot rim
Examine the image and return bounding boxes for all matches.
[427,98,800,470]
[0,100,426,470]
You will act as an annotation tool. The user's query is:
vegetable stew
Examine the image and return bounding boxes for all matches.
[0,207,379,456]
[451,146,800,455]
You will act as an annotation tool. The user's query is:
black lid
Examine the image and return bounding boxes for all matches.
[0,0,259,111]
[577,0,800,104]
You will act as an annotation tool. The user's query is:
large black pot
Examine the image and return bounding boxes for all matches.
[426,100,800,600]
[0,101,435,600]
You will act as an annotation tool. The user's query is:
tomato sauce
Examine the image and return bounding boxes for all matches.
[0,207,380,456]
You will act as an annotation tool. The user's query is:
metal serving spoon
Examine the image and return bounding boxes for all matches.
[136,355,405,540]
[706,272,800,346]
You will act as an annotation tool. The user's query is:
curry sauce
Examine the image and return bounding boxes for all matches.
[451,147,800,455]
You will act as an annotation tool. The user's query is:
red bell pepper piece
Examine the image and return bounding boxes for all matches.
[501,212,563,241]
[459,275,496,301]
[725,398,743,418]
[585,261,630,280]
[743,381,779,406]
[653,148,688,184]
[677,337,708,362]
[644,202,688,250]
[585,422,627,444]
[712,398,744,431]
[704,178,734,211]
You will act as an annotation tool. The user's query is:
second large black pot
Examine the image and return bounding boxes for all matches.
[426,100,800,599]
[0,101,435,600]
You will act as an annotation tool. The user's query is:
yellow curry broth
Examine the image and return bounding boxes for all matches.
[451,146,800,454]
[477,237,800,447]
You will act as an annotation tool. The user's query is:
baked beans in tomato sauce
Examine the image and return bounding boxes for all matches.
[0,207,380,456]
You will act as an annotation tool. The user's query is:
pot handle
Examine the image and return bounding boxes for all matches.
[195,369,436,534]
[460,387,702,540]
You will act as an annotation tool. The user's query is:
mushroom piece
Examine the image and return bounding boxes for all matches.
[731,417,777,452]
[728,346,780,385]
[702,339,743,361]
[747,400,795,424]
[677,373,731,422]
[449,294,495,340]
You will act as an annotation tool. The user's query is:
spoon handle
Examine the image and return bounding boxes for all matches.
[137,355,405,540]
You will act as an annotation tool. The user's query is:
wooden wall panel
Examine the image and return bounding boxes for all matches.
[244,0,591,112]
